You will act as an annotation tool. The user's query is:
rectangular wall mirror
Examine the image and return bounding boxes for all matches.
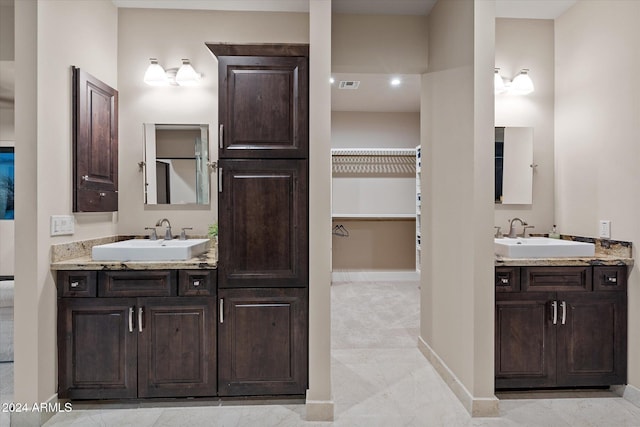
[143,123,210,205]
[495,127,533,205]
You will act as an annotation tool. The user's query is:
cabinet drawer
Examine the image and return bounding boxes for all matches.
[594,266,627,292]
[522,266,592,292]
[495,267,520,292]
[178,270,216,296]
[99,271,176,297]
[57,271,97,297]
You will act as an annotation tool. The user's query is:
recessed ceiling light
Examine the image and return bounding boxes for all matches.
[390,77,401,86]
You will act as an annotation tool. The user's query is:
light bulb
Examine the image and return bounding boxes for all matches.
[510,69,534,95]
[143,58,169,86]
[175,59,201,86]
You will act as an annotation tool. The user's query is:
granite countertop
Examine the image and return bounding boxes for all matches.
[50,236,218,271]
[495,235,634,267]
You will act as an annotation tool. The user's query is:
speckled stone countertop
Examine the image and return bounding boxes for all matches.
[495,235,634,267]
[50,235,218,271]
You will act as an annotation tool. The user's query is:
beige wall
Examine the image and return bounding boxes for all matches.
[332,111,419,148]
[420,0,496,415]
[332,13,428,74]
[14,0,118,420]
[307,0,333,419]
[332,219,415,271]
[555,0,640,391]
[0,0,13,61]
[116,9,308,236]
[495,18,555,234]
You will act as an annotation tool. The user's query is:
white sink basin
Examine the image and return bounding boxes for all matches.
[495,237,595,258]
[92,239,210,261]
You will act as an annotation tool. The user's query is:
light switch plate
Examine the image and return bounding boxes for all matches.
[51,215,75,236]
[599,220,611,239]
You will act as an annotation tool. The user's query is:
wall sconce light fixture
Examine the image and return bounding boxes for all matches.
[144,58,202,86]
[494,68,534,95]
[144,58,169,86]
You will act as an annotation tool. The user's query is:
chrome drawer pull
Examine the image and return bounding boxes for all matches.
[128,307,134,333]
[551,301,558,325]
[561,301,567,325]
[70,281,79,288]
[138,307,144,332]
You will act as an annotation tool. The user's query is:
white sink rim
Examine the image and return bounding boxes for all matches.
[494,237,595,258]
[92,238,210,261]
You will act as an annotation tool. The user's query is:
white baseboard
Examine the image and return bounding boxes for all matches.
[418,337,499,417]
[332,270,419,282]
[305,391,334,421]
[612,383,640,408]
[10,393,59,426]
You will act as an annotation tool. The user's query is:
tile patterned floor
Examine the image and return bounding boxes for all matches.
[2,281,639,426]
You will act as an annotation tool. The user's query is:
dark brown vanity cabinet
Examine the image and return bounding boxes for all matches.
[217,288,308,396]
[209,44,309,159]
[72,67,119,212]
[217,159,308,288]
[209,44,310,397]
[57,270,217,399]
[495,266,627,389]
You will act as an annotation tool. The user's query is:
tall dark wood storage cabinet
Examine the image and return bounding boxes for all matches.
[208,44,309,397]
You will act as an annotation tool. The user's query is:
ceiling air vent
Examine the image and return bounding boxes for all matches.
[338,80,360,90]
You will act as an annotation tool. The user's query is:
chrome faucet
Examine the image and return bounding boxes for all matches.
[155,218,173,240]
[507,218,527,238]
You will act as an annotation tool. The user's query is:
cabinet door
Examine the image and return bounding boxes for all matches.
[58,298,137,399]
[72,67,118,212]
[137,297,216,398]
[218,288,308,396]
[556,292,627,386]
[218,160,308,288]
[495,292,556,389]
[217,55,308,159]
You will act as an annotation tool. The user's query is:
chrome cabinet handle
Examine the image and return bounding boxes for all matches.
[138,307,144,333]
[607,277,617,283]
[70,281,79,288]
[219,299,224,324]
[81,175,89,181]
[193,280,200,287]
[219,124,224,149]
[128,307,134,333]
[218,168,223,193]
[561,301,567,325]
[500,278,509,284]
[551,301,558,325]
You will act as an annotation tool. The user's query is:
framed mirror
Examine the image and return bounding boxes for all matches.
[495,127,533,205]
[143,123,210,205]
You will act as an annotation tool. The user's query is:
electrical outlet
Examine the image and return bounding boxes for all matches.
[599,220,611,239]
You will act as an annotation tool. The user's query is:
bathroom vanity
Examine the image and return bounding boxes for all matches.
[52,241,218,400]
[494,238,632,390]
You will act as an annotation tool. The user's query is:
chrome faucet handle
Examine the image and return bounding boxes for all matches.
[144,227,157,240]
[494,226,503,238]
[180,227,193,240]
[521,225,535,238]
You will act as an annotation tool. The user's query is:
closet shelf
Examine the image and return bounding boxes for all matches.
[331,148,416,176]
